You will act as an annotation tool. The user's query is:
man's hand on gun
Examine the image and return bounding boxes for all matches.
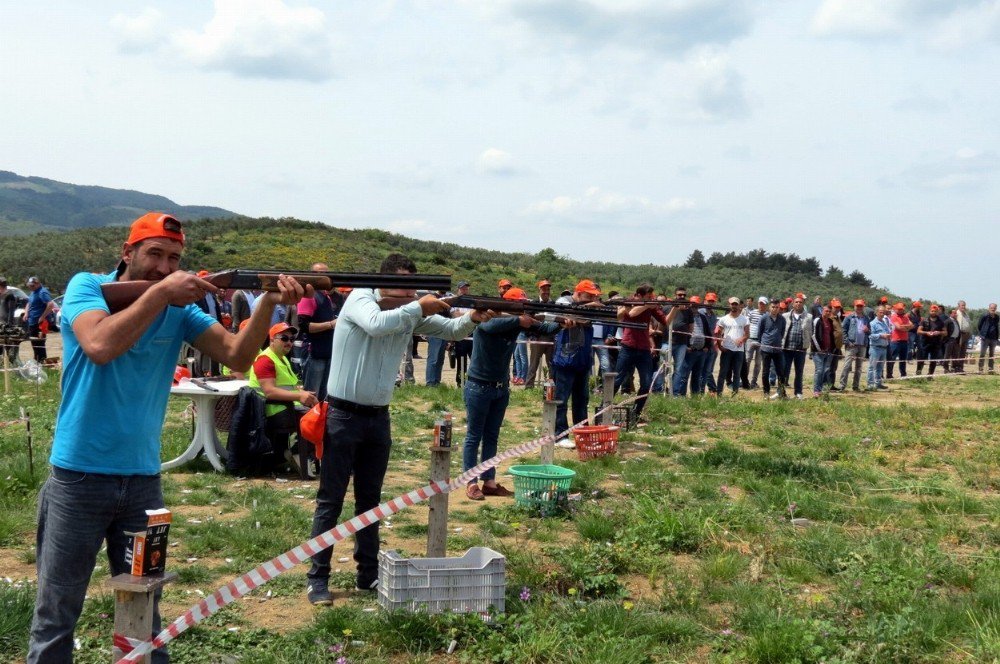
[261,273,310,306]
[152,271,221,308]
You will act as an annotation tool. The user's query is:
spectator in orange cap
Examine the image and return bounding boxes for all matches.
[887,303,912,379]
[836,299,870,391]
[552,279,602,440]
[498,278,513,296]
[525,278,555,388]
[701,293,720,393]
[613,283,672,411]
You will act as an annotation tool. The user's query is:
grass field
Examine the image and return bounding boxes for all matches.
[1,365,998,663]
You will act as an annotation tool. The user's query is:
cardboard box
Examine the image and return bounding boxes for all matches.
[123,508,172,576]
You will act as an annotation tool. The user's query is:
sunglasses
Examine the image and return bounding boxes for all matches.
[277,335,293,342]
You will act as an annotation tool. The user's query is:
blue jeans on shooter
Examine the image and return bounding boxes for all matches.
[303,356,331,401]
[670,342,689,396]
[889,340,909,377]
[868,345,888,387]
[462,380,510,483]
[678,348,709,394]
[553,365,590,434]
[716,348,744,395]
[614,345,654,414]
[813,352,834,393]
[308,404,392,588]
[29,468,168,664]
[425,337,447,386]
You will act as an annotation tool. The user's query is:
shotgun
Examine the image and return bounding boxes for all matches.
[100,269,452,314]
[607,298,730,311]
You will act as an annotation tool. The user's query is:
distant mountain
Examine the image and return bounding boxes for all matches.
[0,170,237,235]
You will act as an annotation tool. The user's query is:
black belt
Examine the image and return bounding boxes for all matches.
[327,397,389,415]
[466,376,508,389]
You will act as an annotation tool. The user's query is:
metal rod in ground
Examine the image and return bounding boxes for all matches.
[24,408,33,479]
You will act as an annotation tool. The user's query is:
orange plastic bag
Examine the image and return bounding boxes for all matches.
[299,400,327,459]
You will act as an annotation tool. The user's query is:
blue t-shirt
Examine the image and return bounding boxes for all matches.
[27,286,52,325]
[51,271,216,475]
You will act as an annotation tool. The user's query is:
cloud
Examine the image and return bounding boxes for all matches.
[110,8,163,53]
[690,50,749,121]
[811,0,996,45]
[507,0,756,56]
[893,148,1000,191]
[523,186,697,226]
[476,148,522,176]
[173,0,335,82]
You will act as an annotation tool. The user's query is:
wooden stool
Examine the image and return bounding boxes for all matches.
[107,572,177,663]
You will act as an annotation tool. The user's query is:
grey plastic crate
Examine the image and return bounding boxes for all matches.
[377,547,505,618]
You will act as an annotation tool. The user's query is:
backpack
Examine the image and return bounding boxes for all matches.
[226,386,276,475]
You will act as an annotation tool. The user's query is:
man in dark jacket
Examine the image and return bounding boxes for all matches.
[977,303,999,373]
[756,300,787,399]
[917,305,948,376]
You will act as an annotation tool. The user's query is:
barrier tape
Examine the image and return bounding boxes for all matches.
[115,375,651,663]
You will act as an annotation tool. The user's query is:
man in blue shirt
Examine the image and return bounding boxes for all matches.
[28,212,306,664]
[24,276,54,362]
[838,299,870,391]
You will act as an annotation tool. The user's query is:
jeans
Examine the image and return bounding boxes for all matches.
[702,348,718,393]
[677,348,709,395]
[614,345,654,414]
[868,345,888,386]
[744,340,762,386]
[813,352,834,393]
[308,405,392,586]
[303,356,331,401]
[512,333,528,381]
[782,349,806,396]
[889,340,909,377]
[979,339,997,372]
[919,345,944,375]
[761,350,785,394]
[462,381,510,482]
[29,468,167,664]
[670,343,689,396]
[716,348,744,395]
[425,337,447,386]
[839,345,865,389]
[552,365,590,434]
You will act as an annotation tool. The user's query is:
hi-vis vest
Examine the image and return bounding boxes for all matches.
[248,347,300,417]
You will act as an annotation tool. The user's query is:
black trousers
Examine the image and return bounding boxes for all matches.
[28,323,46,362]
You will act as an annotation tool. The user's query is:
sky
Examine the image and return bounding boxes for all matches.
[2,0,999,305]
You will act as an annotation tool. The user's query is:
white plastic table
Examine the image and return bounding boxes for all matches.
[162,379,247,472]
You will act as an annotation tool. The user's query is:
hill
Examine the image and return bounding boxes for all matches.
[0,170,236,235]
[0,216,922,305]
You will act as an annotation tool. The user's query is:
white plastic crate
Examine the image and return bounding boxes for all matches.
[377,547,506,618]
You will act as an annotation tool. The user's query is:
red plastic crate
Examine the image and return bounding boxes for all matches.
[572,425,619,460]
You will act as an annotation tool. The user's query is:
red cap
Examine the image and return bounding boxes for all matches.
[893,302,905,312]
[779,301,788,310]
[269,322,297,338]
[498,279,513,288]
[854,299,865,307]
[912,301,923,308]
[830,298,842,307]
[337,286,352,294]
[537,279,551,288]
[929,304,940,313]
[574,279,601,296]
[197,270,210,278]
[795,292,805,300]
[879,296,888,303]
[502,287,529,301]
[705,292,718,302]
[127,212,184,246]
[689,295,702,304]
[784,297,793,304]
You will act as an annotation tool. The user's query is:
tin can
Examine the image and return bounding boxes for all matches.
[544,379,556,401]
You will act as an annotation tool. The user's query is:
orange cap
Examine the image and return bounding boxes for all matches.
[537,279,551,288]
[269,322,297,339]
[574,279,602,296]
[854,299,865,307]
[912,301,922,308]
[337,286,352,294]
[879,296,888,303]
[929,304,940,312]
[498,279,513,288]
[503,287,529,301]
[779,301,788,310]
[238,318,250,331]
[705,292,718,302]
[197,270,210,278]
[795,292,805,300]
[830,298,842,307]
[127,212,184,246]
[689,295,702,304]
[893,302,906,312]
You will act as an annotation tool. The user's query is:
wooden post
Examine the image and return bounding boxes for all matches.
[3,349,9,394]
[599,372,616,425]
[426,446,450,557]
[540,399,557,464]
[107,572,177,664]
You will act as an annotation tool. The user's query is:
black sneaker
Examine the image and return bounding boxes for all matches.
[877,385,889,390]
[307,579,334,606]
[356,576,378,592]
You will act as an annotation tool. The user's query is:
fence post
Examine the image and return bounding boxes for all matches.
[426,446,450,557]
[540,399,557,464]
[107,572,177,664]
[599,372,616,425]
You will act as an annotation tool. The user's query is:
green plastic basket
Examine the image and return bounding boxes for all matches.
[508,464,576,515]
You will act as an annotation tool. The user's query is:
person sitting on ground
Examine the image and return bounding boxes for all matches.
[248,322,319,472]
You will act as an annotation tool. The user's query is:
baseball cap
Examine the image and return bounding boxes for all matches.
[705,292,718,302]
[929,304,940,313]
[879,296,888,303]
[26,276,40,286]
[503,287,529,301]
[779,301,788,310]
[795,292,805,300]
[574,279,602,296]
[893,302,906,312]
[269,322,297,339]
[456,280,470,288]
[197,270,210,278]
[912,301,923,308]
[498,279,513,288]
[337,286,353,293]
[689,295,702,304]
[854,299,865,307]
[758,296,769,304]
[126,212,185,246]
[830,298,842,307]
[728,296,741,305]
[537,279,552,288]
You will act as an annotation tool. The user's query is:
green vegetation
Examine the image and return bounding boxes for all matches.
[1,216,910,308]
[2,367,999,662]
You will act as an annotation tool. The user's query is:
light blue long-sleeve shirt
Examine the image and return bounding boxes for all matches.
[326,289,478,406]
